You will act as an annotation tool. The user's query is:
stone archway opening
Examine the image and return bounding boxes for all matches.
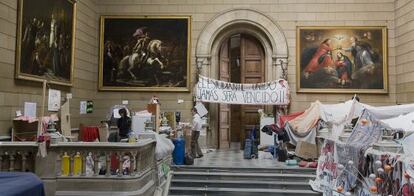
[195,9,289,149]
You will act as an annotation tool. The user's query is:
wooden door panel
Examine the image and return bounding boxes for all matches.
[244,77,262,83]
[245,42,261,55]
[219,40,230,149]
[220,61,229,78]
[220,108,230,124]
[243,111,260,124]
[240,35,265,148]
[231,105,241,142]
[245,61,262,74]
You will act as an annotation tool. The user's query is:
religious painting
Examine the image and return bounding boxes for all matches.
[15,0,76,86]
[296,27,388,93]
[98,16,191,91]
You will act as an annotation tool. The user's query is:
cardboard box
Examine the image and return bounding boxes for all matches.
[295,141,318,160]
[12,120,38,141]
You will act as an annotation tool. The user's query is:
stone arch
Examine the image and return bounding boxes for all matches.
[195,8,289,80]
[195,9,289,148]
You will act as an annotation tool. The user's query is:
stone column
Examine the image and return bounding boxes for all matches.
[105,152,111,176]
[21,152,27,172]
[9,152,15,171]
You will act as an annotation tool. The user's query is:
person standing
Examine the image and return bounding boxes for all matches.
[303,38,335,78]
[191,108,203,158]
[335,51,353,86]
[117,108,131,140]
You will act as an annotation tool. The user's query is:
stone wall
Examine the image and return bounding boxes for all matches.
[96,0,397,116]
[395,0,414,103]
[0,0,98,135]
[0,0,410,136]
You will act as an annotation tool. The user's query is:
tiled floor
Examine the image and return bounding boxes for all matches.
[194,144,287,168]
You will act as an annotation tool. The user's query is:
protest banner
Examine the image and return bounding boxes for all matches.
[195,75,289,105]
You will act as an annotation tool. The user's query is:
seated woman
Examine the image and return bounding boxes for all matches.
[117,108,131,140]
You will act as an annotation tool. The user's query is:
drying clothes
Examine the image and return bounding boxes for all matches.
[288,101,321,135]
[281,101,321,146]
[285,121,318,145]
[319,99,363,140]
[260,124,290,143]
[335,110,388,191]
[363,103,414,120]
[278,111,304,128]
[382,111,414,132]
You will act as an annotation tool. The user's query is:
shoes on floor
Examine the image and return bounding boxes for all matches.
[196,155,203,158]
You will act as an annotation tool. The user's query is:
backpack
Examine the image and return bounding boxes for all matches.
[184,153,194,165]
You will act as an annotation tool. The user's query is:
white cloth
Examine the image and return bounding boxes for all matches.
[403,133,414,157]
[363,103,414,120]
[319,99,364,140]
[286,123,318,145]
[289,101,321,133]
[192,113,203,132]
[381,111,414,132]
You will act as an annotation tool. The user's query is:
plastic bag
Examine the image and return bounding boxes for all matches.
[155,133,175,161]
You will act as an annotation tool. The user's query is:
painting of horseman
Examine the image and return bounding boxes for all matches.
[99,16,191,91]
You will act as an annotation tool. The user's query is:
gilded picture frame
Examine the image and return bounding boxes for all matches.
[98,16,191,92]
[296,26,388,94]
[15,0,76,86]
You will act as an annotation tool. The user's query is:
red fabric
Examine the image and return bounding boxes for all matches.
[111,154,119,173]
[278,111,305,128]
[304,43,334,73]
[81,126,100,142]
[299,161,308,167]
[309,162,318,168]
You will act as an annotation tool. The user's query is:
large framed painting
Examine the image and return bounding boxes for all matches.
[99,16,191,91]
[296,26,388,93]
[16,0,76,86]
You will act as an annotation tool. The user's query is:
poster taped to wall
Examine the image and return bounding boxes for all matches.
[195,75,289,105]
[48,89,61,111]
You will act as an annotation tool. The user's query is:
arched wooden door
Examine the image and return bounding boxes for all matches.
[219,34,265,149]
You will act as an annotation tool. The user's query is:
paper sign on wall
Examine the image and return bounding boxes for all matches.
[80,101,87,114]
[48,89,61,111]
[24,102,37,117]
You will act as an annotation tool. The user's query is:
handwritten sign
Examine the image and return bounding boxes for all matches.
[195,76,289,105]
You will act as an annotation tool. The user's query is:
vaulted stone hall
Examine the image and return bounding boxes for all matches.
[0,0,414,195]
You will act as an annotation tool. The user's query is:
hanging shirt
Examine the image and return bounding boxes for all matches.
[192,113,203,132]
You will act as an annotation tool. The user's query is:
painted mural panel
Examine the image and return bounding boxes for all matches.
[297,27,388,93]
[16,0,76,86]
[99,16,191,91]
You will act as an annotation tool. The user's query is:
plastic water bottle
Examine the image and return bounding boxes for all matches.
[73,152,82,176]
[61,152,70,176]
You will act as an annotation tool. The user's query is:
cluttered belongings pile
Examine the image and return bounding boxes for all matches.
[295,99,414,195]
[259,98,414,195]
